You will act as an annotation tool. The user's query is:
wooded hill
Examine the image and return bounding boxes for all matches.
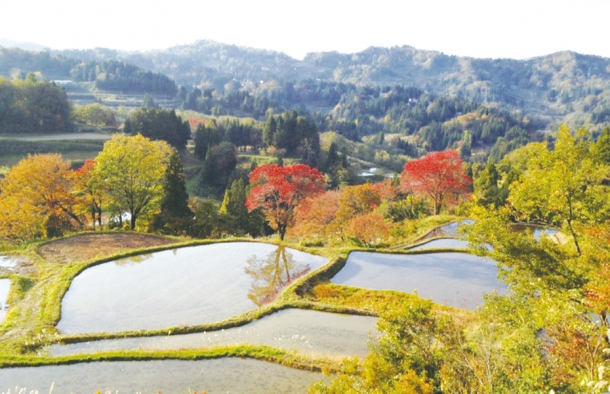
[53,40,610,128]
[0,47,176,95]
[1,41,609,161]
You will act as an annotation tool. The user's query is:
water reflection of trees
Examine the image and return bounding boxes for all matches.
[114,253,153,266]
[245,246,311,306]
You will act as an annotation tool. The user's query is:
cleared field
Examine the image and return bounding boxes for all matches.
[38,233,175,264]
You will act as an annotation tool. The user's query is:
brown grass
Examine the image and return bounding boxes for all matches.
[37,233,176,264]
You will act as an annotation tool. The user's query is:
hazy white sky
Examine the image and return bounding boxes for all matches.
[1,0,609,60]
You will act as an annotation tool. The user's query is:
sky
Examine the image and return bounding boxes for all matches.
[1,0,609,60]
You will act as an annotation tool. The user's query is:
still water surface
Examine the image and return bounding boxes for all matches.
[0,255,17,269]
[0,358,326,393]
[50,308,377,358]
[332,251,507,310]
[409,238,469,250]
[57,243,327,334]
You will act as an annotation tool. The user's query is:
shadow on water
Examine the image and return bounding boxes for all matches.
[246,246,310,306]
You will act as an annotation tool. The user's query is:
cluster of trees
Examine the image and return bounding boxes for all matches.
[0,48,179,97]
[124,108,191,150]
[194,120,242,196]
[179,88,274,118]
[0,47,77,80]
[0,135,186,240]
[70,60,177,96]
[71,103,117,127]
[317,86,534,159]
[313,126,610,393]
[176,80,533,162]
[193,112,320,197]
[0,76,72,134]
[284,150,471,246]
[263,110,320,166]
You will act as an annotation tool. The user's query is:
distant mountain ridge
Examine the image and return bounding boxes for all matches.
[55,40,609,127]
[0,38,49,51]
[1,39,609,128]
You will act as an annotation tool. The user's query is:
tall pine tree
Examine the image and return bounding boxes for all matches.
[151,149,193,234]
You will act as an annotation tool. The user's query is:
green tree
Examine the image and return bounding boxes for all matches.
[71,103,116,127]
[220,178,250,235]
[200,141,237,195]
[188,199,230,238]
[151,149,193,234]
[508,126,610,255]
[474,159,508,208]
[125,108,190,151]
[93,134,172,230]
[312,298,451,393]
[594,127,610,165]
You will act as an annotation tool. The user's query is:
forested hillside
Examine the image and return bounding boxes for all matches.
[51,40,610,129]
[0,48,176,95]
[1,40,610,160]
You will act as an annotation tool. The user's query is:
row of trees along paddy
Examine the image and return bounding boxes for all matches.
[0,128,473,243]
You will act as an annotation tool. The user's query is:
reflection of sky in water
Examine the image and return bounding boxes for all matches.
[0,279,10,322]
[511,224,559,241]
[50,309,377,358]
[0,255,18,269]
[0,359,326,394]
[332,251,507,310]
[57,243,327,334]
[410,238,470,250]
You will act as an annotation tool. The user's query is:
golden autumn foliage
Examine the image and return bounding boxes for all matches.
[291,182,397,245]
[289,190,341,241]
[0,154,84,241]
[344,212,392,246]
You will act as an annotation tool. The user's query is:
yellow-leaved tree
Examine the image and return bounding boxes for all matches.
[0,153,84,241]
[92,134,172,230]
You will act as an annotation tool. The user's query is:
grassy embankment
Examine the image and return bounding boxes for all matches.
[0,217,474,372]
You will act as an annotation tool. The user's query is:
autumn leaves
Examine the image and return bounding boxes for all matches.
[249,150,471,245]
[0,135,173,241]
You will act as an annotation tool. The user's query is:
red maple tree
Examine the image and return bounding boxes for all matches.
[246,164,325,240]
[400,150,471,215]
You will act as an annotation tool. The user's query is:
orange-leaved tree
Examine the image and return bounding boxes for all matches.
[400,150,471,215]
[290,190,342,242]
[0,154,84,241]
[246,164,325,240]
[345,211,392,246]
[329,183,385,238]
[71,159,105,230]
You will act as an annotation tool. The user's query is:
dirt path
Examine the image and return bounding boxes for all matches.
[38,233,176,264]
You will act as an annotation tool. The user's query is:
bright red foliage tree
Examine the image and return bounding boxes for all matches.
[400,150,471,215]
[246,164,325,240]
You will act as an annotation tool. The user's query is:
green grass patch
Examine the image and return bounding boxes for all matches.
[0,344,342,373]
[0,139,105,155]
